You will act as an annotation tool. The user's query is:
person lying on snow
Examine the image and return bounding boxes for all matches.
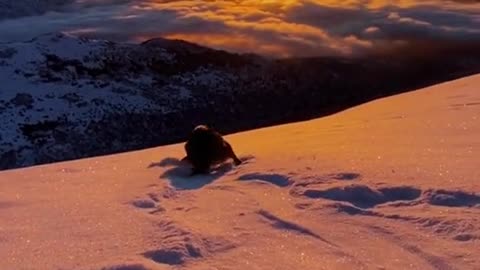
[182,125,242,175]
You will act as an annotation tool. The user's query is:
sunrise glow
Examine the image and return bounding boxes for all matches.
[1,0,479,57]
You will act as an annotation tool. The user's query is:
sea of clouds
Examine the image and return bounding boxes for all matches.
[1,0,479,57]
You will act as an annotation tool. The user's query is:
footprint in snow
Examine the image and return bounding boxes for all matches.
[154,155,255,190]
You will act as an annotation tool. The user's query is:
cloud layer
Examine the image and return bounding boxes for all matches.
[1,0,479,57]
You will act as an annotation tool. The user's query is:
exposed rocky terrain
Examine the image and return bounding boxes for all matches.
[1,32,479,170]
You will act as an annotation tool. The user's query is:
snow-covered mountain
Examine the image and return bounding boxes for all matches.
[1,32,479,170]
[0,74,478,269]
[0,33,260,169]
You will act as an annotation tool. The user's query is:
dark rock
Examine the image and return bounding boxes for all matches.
[0,48,17,59]
[10,93,34,108]
[0,150,17,170]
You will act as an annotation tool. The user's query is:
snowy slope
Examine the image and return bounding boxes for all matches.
[2,32,480,171]
[0,32,251,169]
[0,74,479,270]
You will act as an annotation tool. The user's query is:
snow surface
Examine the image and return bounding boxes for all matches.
[0,32,202,168]
[0,74,479,269]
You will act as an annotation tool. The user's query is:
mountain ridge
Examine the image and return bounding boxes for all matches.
[1,32,479,170]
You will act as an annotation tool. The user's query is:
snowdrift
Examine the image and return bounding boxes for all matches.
[0,74,479,269]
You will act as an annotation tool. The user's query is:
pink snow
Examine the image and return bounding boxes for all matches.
[0,74,479,269]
